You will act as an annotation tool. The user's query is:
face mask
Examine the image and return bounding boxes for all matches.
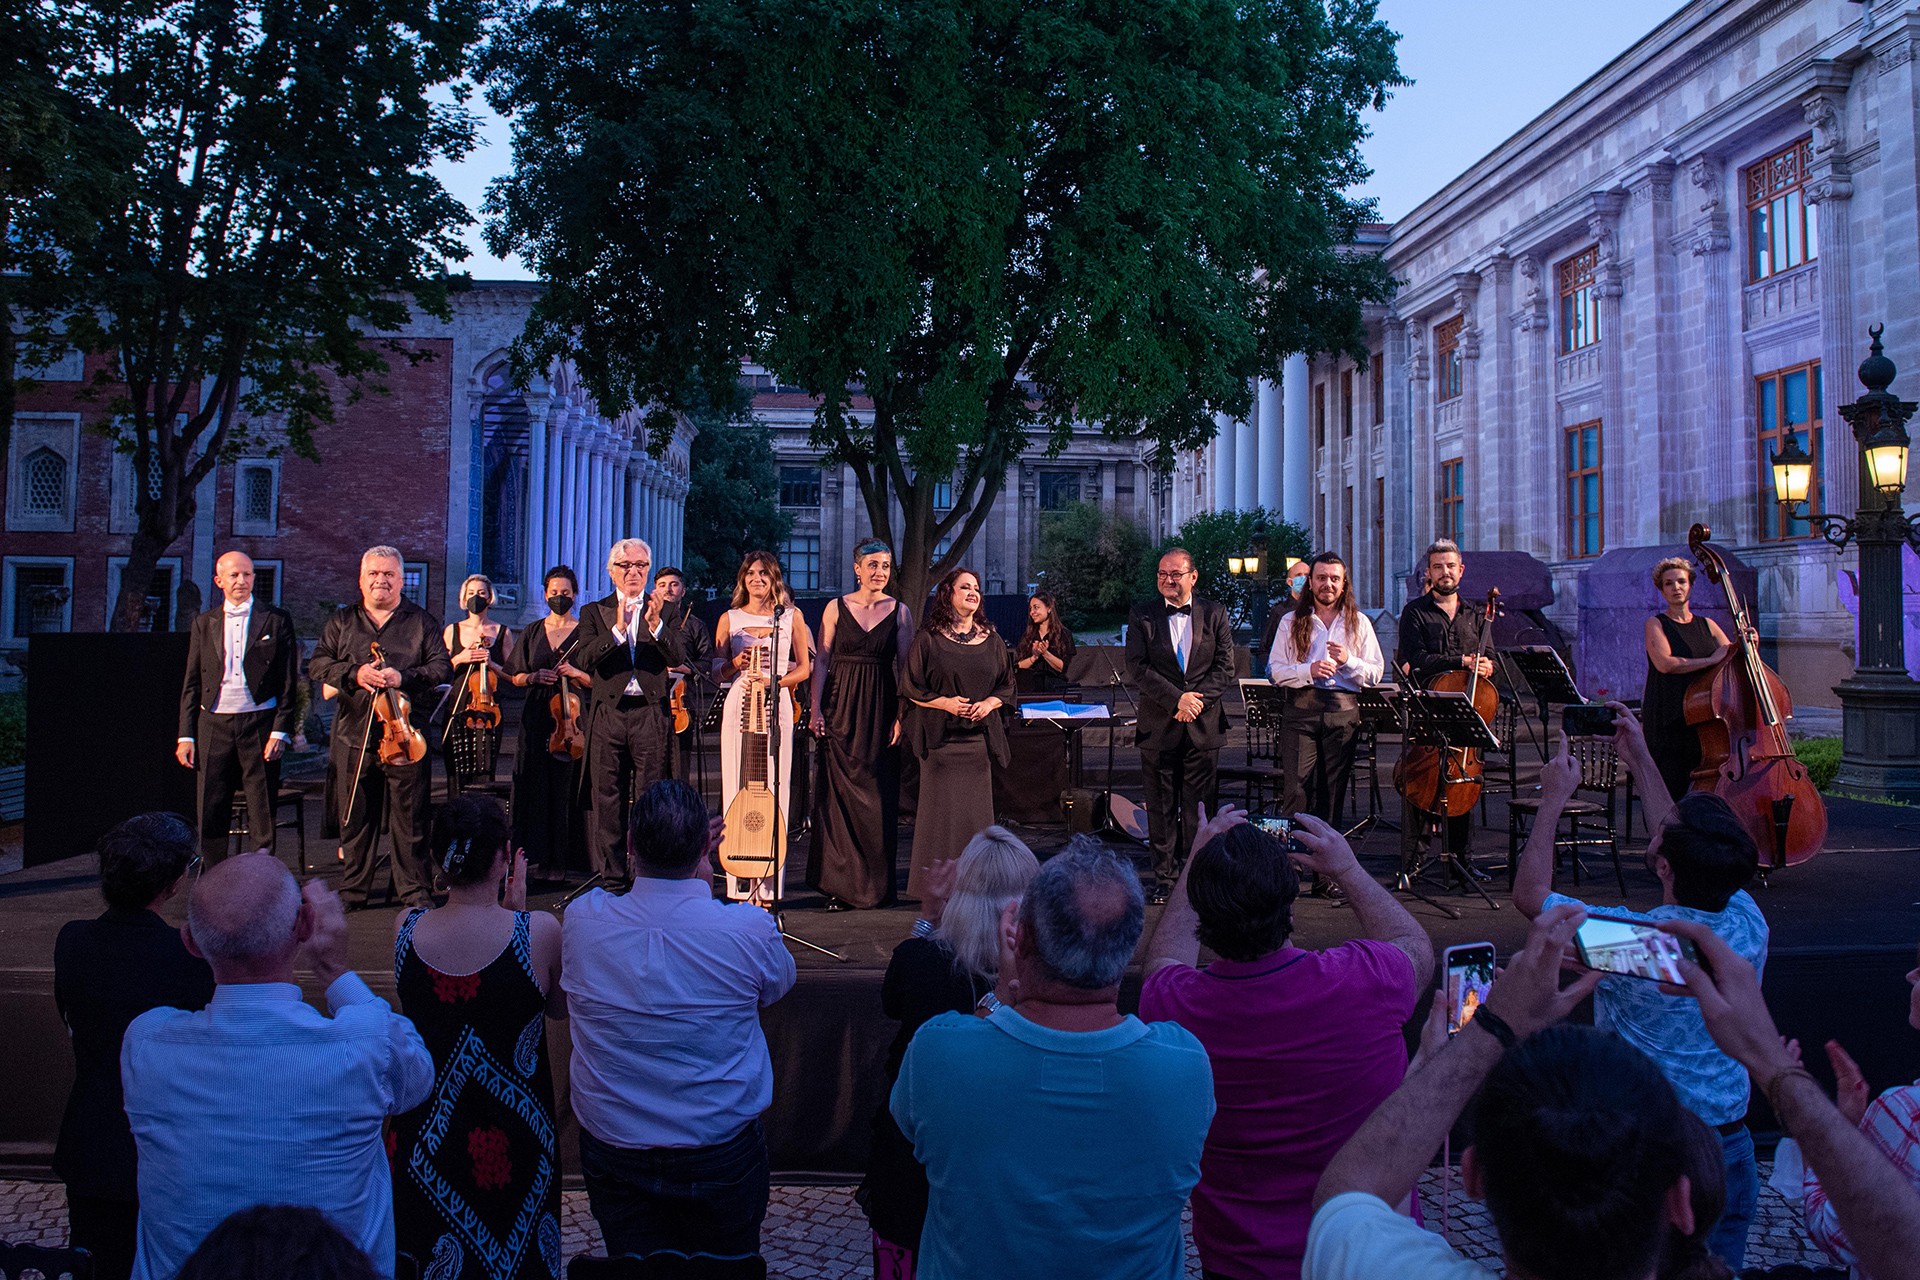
[548,594,574,616]
[467,594,490,614]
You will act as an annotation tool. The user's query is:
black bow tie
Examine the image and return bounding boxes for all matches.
[1165,604,1191,617]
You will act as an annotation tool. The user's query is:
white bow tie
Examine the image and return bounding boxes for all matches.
[225,607,250,618]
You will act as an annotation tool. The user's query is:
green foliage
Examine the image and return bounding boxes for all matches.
[17,0,482,628]
[1032,503,1155,630]
[1163,508,1311,627]
[0,692,22,768]
[681,415,793,594]
[1793,737,1842,791]
[481,0,1404,609]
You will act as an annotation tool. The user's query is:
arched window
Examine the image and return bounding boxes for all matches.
[22,448,67,519]
[478,363,530,586]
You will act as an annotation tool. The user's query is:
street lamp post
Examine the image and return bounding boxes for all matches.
[1767,324,1920,803]
[1227,522,1272,636]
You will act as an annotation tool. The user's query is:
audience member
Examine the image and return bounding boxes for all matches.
[562,779,796,1259]
[893,837,1215,1280]
[1515,708,1766,1270]
[175,1204,381,1280]
[1662,1111,1735,1280]
[861,826,1040,1277]
[120,852,433,1280]
[390,795,565,1280]
[1800,939,1920,1275]
[1662,920,1920,1280]
[1140,806,1431,1280]
[53,814,215,1280]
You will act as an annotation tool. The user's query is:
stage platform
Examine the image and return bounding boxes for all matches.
[4,774,1918,1179]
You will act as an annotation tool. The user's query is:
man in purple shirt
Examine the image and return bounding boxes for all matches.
[1141,807,1432,1280]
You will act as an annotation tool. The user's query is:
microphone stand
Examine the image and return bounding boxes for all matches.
[757,603,841,961]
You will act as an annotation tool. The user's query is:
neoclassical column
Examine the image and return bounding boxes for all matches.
[1405,320,1432,555]
[1234,392,1259,510]
[522,389,550,605]
[1449,272,1484,548]
[1382,317,1411,603]
[1685,156,1740,539]
[1805,77,1860,508]
[1280,352,1311,527]
[1255,378,1282,510]
[1212,413,1238,510]
[1588,192,1629,552]
[544,408,567,574]
[1511,254,1553,559]
[1484,254,1516,549]
[571,424,593,572]
[1622,161,1677,547]
[556,413,580,581]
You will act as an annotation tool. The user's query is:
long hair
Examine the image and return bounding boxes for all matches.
[925,566,994,637]
[1017,591,1071,659]
[729,550,792,610]
[1289,552,1360,660]
[935,826,1041,981]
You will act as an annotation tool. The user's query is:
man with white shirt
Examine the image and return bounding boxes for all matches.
[562,538,686,881]
[1268,553,1384,833]
[562,779,796,1257]
[176,551,300,861]
[121,852,433,1280]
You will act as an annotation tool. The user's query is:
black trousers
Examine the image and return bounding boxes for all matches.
[588,697,670,880]
[66,1190,137,1280]
[1141,736,1218,883]
[196,707,278,862]
[1278,688,1361,823]
[579,1121,769,1259]
[337,752,432,906]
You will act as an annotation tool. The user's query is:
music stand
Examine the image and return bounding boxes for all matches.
[1503,645,1584,718]
[1352,685,1402,834]
[1083,648,1147,843]
[1394,690,1503,915]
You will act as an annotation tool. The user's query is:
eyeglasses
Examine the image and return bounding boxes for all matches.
[612,561,650,573]
[1157,570,1195,580]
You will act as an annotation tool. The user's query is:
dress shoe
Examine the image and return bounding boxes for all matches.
[1147,885,1171,906]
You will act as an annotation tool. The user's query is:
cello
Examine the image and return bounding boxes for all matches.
[1683,524,1827,869]
[1394,587,1501,818]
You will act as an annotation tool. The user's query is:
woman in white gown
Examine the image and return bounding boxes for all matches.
[712,550,814,902]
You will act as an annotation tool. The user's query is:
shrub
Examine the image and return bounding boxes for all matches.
[1793,736,1841,791]
[1162,508,1312,627]
[0,692,23,769]
[1032,502,1156,630]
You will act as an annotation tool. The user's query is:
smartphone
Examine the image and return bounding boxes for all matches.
[1249,814,1302,852]
[1441,943,1496,1036]
[1573,913,1702,983]
[1562,703,1617,737]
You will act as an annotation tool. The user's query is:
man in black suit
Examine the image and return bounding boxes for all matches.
[176,551,300,862]
[1126,547,1237,901]
[307,545,453,908]
[558,537,685,880]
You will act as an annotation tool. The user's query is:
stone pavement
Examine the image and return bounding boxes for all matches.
[0,1164,1828,1276]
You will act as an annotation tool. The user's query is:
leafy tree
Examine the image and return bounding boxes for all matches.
[1031,502,1154,631]
[27,0,481,630]
[1164,508,1311,627]
[680,414,792,595]
[481,0,1402,609]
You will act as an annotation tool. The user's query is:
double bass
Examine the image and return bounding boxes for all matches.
[1394,587,1500,818]
[1683,524,1827,869]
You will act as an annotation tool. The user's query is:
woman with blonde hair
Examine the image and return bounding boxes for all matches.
[1642,556,1731,800]
[861,826,1040,1278]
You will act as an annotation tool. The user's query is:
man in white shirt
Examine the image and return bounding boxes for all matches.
[121,853,433,1280]
[562,779,796,1258]
[176,551,300,861]
[1267,553,1384,837]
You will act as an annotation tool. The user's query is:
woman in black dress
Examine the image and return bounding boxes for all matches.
[443,574,514,796]
[900,567,1014,900]
[1641,556,1732,800]
[506,568,589,881]
[1013,590,1076,695]
[808,538,914,910]
[860,826,1039,1279]
[391,795,564,1280]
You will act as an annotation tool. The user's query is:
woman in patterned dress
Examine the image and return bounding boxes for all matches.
[390,795,565,1280]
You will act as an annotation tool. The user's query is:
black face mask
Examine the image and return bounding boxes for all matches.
[467,595,490,614]
[547,594,574,616]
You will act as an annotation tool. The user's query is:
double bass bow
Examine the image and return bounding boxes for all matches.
[1683,524,1827,870]
[1393,587,1501,818]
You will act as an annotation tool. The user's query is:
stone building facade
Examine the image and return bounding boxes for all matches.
[3,281,693,648]
[1185,0,1920,706]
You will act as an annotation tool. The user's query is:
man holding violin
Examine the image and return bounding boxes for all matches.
[309,545,454,909]
[1395,539,1494,877]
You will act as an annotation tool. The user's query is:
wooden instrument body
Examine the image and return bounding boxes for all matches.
[367,642,427,766]
[1683,524,1827,868]
[461,648,502,731]
[670,675,691,734]
[1394,589,1501,819]
[718,644,783,879]
[547,683,585,761]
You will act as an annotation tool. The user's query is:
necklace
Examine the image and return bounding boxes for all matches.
[948,623,980,643]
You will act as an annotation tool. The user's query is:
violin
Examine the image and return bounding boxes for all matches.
[548,635,585,762]
[1683,524,1827,870]
[670,675,691,734]
[455,624,501,732]
[1394,587,1500,818]
[367,641,427,766]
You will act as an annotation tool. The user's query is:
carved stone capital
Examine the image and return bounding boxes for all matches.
[1803,92,1843,157]
[1690,228,1732,258]
[1806,171,1854,205]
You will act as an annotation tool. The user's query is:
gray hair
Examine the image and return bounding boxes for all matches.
[362,544,403,567]
[187,861,301,967]
[1424,538,1462,563]
[936,826,1041,981]
[1018,836,1145,989]
[606,538,653,572]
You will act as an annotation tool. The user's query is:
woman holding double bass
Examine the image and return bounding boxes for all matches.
[505,566,590,882]
[1641,555,1732,801]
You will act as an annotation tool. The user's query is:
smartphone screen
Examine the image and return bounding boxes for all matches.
[1573,914,1702,983]
[1249,815,1292,838]
[1442,943,1496,1036]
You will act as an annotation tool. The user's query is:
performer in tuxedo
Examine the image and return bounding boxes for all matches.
[1125,547,1236,901]
[1395,538,1492,875]
[1268,552,1384,832]
[175,551,299,861]
[559,537,684,881]
[654,565,716,784]
[308,545,453,908]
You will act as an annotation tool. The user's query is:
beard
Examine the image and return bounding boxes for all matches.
[1430,580,1459,598]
